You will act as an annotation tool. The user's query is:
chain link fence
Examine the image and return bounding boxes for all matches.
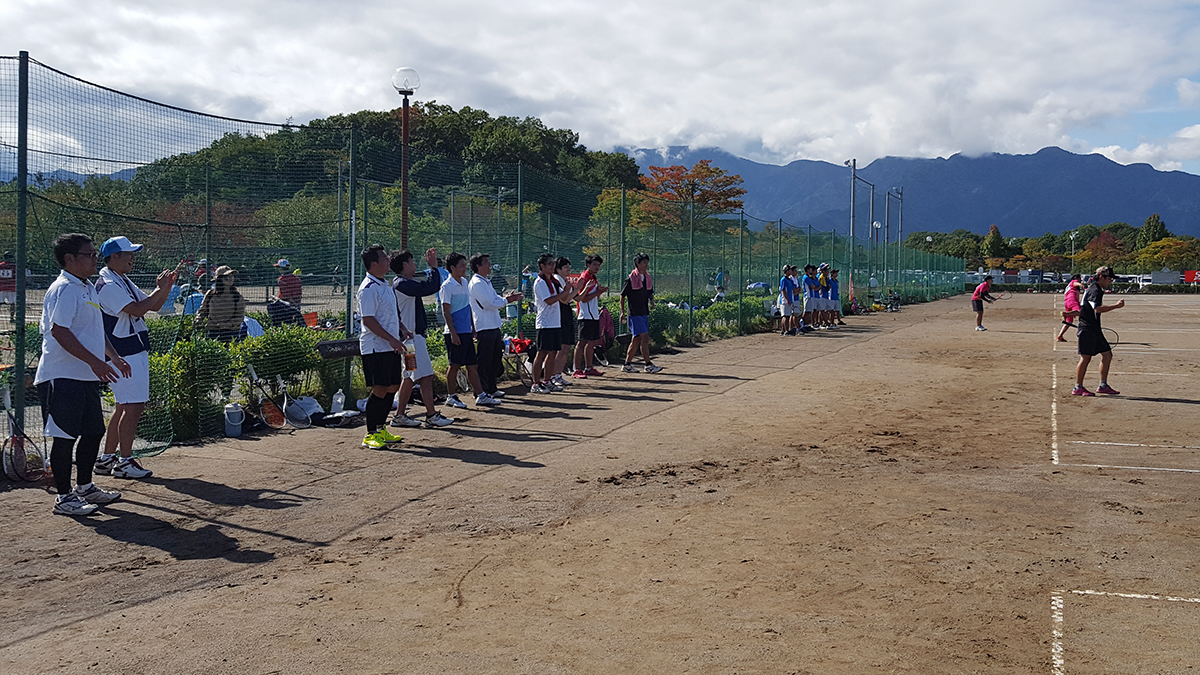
[1,53,964,447]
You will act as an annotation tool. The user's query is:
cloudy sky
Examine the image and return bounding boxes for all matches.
[6,0,1200,173]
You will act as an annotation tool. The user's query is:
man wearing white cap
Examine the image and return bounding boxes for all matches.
[275,258,302,308]
[93,236,177,480]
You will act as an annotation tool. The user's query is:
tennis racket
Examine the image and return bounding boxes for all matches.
[275,374,312,429]
[1103,326,1120,347]
[2,386,49,483]
[994,290,1014,300]
[246,365,286,430]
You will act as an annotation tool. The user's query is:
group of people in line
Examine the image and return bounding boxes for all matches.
[776,262,845,335]
[970,266,1125,397]
[354,246,666,450]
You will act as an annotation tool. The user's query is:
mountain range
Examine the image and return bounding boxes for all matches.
[625,146,1200,239]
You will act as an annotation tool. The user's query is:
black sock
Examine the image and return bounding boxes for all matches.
[75,435,102,486]
[382,392,396,418]
[365,394,388,432]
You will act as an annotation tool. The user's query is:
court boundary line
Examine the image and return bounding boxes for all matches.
[1051,589,1200,675]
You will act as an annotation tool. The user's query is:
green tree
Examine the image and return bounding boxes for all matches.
[1136,213,1171,250]
[979,224,1008,259]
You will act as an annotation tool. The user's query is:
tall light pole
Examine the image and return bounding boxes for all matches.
[872,221,882,285]
[496,186,509,260]
[891,187,903,291]
[391,67,421,250]
[1069,231,1078,273]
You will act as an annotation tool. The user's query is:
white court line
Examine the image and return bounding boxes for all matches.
[1051,364,1059,465]
[1051,588,1200,674]
[1110,371,1192,376]
[1056,462,1200,473]
[1068,441,1200,450]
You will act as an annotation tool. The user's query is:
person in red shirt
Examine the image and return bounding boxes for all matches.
[971,275,996,331]
[275,258,302,308]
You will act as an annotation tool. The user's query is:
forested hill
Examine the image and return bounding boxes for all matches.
[628,146,1200,238]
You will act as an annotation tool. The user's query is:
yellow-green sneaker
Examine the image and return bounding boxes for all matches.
[361,430,387,449]
[375,428,404,444]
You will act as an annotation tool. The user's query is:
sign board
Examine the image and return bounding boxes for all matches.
[1186,271,1200,283]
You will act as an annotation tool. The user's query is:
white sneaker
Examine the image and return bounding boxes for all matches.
[551,374,570,387]
[113,457,153,479]
[425,412,454,428]
[546,380,564,392]
[475,393,500,406]
[445,394,468,409]
[975,325,987,331]
[488,390,506,399]
[644,364,664,373]
[74,482,121,505]
[620,363,638,373]
[93,454,118,476]
[53,493,98,516]
[390,414,423,428]
[530,383,550,394]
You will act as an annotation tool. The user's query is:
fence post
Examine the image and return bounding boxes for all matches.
[619,187,626,275]
[449,191,455,251]
[688,202,695,341]
[14,51,29,424]
[738,210,744,334]
[516,162,524,335]
[344,127,357,394]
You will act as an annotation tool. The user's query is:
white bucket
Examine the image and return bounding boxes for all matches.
[224,403,244,437]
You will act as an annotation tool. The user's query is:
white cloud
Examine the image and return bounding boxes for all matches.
[5,0,1200,171]
[1090,123,1200,171]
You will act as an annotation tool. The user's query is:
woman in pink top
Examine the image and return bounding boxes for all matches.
[1055,273,1083,342]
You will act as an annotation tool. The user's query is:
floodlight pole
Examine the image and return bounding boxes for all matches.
[392,67,421,251]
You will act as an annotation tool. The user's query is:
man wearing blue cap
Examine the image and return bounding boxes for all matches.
[93,236,177,480]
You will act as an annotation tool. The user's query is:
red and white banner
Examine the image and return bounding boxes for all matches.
[1186,271,1200,283]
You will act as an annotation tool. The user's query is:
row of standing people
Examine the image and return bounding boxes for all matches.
[777,263,845,335]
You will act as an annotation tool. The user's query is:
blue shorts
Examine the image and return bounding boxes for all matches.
[629,314,649,337]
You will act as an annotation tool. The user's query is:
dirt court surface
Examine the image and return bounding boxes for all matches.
[3,292,1200,674]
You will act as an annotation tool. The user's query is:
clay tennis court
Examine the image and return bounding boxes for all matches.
[3,293,1199,674]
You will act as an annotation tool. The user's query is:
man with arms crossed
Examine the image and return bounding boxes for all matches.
[441,252,496,408]
[390,249,453,429]
[572,254,608,378]
[357,244,408,449]
[37,234,132,516]
[620,253,663,373]
[93,236,177,480]
[1073,266,1124,396]
[468,252,522,400]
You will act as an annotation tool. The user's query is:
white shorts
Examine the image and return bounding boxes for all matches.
[803,297,821,313]
[0,291,14,304]
[403,334,435,381]
[822,298,835,312]
[779,303,793,317]
[109,350,151,404]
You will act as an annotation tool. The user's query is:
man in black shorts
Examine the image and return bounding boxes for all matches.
[1073,266,1124,396]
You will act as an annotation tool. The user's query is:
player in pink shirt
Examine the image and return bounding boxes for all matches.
[1055,273,1083,342]
[971,275,995,331]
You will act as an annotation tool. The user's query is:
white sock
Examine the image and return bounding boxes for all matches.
[1099,381,1108,387]
[75,482,93,492]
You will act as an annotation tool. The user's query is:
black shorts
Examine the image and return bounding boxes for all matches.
[1077,329,1111,357]
[971,299,984,312]
[536,327,562,353]
[443,333,478,366]
[578,319,600,342]
[361,351,406,387]
[560,308,576,346]
[37,379,106,439]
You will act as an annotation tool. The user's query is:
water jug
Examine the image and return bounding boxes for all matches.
[331,389,345,414]
[224,403,244,437]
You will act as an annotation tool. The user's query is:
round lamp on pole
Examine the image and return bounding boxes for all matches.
[392,67,421,250]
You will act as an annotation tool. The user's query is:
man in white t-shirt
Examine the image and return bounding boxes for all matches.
[441,252,494,408]
[357,244,410,449]
[468,253,522,400]
[389,248,454,429]
[36,234,132,516]
[93,236,177,481]
[530,253,575,393]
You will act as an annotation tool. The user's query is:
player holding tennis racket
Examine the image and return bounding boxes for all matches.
[36,234,132,516]
[1073,266,1124,396]
[971,275,996,331]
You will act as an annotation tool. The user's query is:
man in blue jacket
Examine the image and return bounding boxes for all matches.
[390,248,454,429]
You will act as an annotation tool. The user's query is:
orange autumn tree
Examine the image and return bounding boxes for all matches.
[637,160,746,232]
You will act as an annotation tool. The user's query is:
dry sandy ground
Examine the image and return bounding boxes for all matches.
[3,292,1200,674]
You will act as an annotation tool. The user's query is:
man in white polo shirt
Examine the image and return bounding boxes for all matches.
[468,252,522,400]
[93,236,177,480]
[357,244,409,449]
[36,233,132,516]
